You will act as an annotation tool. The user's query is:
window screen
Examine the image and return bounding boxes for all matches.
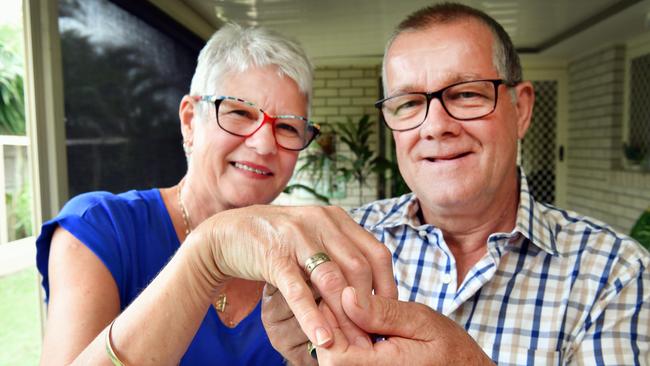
[58,0,200,196]
[629,53,650,159]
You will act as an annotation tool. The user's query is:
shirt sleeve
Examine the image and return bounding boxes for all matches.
[36,192,128,304]
[569,255,650,365]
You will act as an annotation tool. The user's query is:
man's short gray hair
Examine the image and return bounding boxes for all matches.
[190,23,313,107]
[381,2,522,96]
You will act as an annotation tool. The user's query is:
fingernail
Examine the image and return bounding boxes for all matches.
[315,327,331,346]
[350,287,368,309]
[354,336,372,349]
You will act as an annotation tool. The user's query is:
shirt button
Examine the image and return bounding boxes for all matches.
[418,230,427,238]
[441,273,453,284]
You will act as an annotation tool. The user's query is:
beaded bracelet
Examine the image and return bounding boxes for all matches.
[105,319,126,366]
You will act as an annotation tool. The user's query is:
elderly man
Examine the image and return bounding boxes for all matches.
[263,3,650,365]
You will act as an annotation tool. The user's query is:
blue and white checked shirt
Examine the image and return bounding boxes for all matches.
[350,173,649,365]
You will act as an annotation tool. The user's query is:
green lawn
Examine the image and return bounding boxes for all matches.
[0,268,42,365]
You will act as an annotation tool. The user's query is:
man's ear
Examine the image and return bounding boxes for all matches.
[179,95,197,143]
[513,81,535,139]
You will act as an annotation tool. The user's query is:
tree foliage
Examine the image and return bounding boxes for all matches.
[0,24,26,136]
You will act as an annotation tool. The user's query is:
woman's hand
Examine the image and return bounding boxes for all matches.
[262,284,318,366]
[316,288,494,366]
[188,205,398,350]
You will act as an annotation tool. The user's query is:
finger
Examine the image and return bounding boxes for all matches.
[309,260,372,348]
[316,301,354,365]
[272,261,334,347]
[263,283,279,297]
[264,313,311,355]
[364,244,398,300]
[325,209,398,300]
[317,302,402,366]
[261,284,318,366]
[318,301,349,349]
[340,286,436,341]
[262,283,313,323]
[319,299,377,351]
[267,283,323,302]
[316,210,373,296]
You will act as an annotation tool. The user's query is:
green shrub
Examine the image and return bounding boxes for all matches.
[6,182,32,241]
[630,208,650,251]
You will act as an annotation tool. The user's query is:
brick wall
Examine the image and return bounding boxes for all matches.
[566,44,650,232]
[275,65,384,209]
[276,48,650,230]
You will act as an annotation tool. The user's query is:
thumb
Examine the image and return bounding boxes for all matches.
[340,286,437,341]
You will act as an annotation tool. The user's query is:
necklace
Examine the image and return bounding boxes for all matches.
[214,294,227,312]
[215,282,263,327]
[177,180,192,236]
[178,181,233,314]
[176,181,261,326]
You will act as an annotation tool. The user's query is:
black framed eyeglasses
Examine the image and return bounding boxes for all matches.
[375,79,515,131]
[199,95,320,151]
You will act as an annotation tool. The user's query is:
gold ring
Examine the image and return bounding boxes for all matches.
[307,340,317,359]
[304,252,331,276]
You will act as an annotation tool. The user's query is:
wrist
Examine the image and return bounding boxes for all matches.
[181,227,230,299]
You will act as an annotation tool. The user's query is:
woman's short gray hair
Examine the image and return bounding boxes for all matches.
[190,23,313,106]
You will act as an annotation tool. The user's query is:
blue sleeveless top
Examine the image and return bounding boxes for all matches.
[36,189,284,365]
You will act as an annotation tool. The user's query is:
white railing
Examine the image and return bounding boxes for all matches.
[0,134,30,245]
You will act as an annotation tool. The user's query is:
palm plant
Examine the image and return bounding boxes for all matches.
[287,114,406,206]
[335,115,390,205]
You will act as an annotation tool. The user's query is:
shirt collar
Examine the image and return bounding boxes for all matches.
[366,193,423,229]
[368,169,558,256]
[514,170,559,256]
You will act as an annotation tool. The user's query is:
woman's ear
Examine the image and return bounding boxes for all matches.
[179,95,197,144]
[513,81,535,139]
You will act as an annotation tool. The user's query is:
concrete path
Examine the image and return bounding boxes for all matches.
[0,236,36,277]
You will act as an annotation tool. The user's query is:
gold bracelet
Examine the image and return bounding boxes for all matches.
[105,319,126,366]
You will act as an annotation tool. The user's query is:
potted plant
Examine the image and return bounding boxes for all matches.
[334,115,391,206]
[283,128,339,205]
[285,114,405,206]
[285,115,409,205]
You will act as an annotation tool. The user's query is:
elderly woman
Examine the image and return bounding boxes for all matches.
[34,24,389,365]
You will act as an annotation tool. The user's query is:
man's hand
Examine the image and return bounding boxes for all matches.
[316,287,494,365]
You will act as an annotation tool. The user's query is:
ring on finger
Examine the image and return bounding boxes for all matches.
[306,340,318,359]
[304,252,331,276]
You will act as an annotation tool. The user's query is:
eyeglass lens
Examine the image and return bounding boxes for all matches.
[381,80,499,130]
[216,98,316,150]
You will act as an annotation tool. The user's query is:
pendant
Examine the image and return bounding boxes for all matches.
[215,293,227,312]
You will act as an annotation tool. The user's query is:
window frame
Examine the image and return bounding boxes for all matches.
[622,32,650,169]
[21,0,69,336]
